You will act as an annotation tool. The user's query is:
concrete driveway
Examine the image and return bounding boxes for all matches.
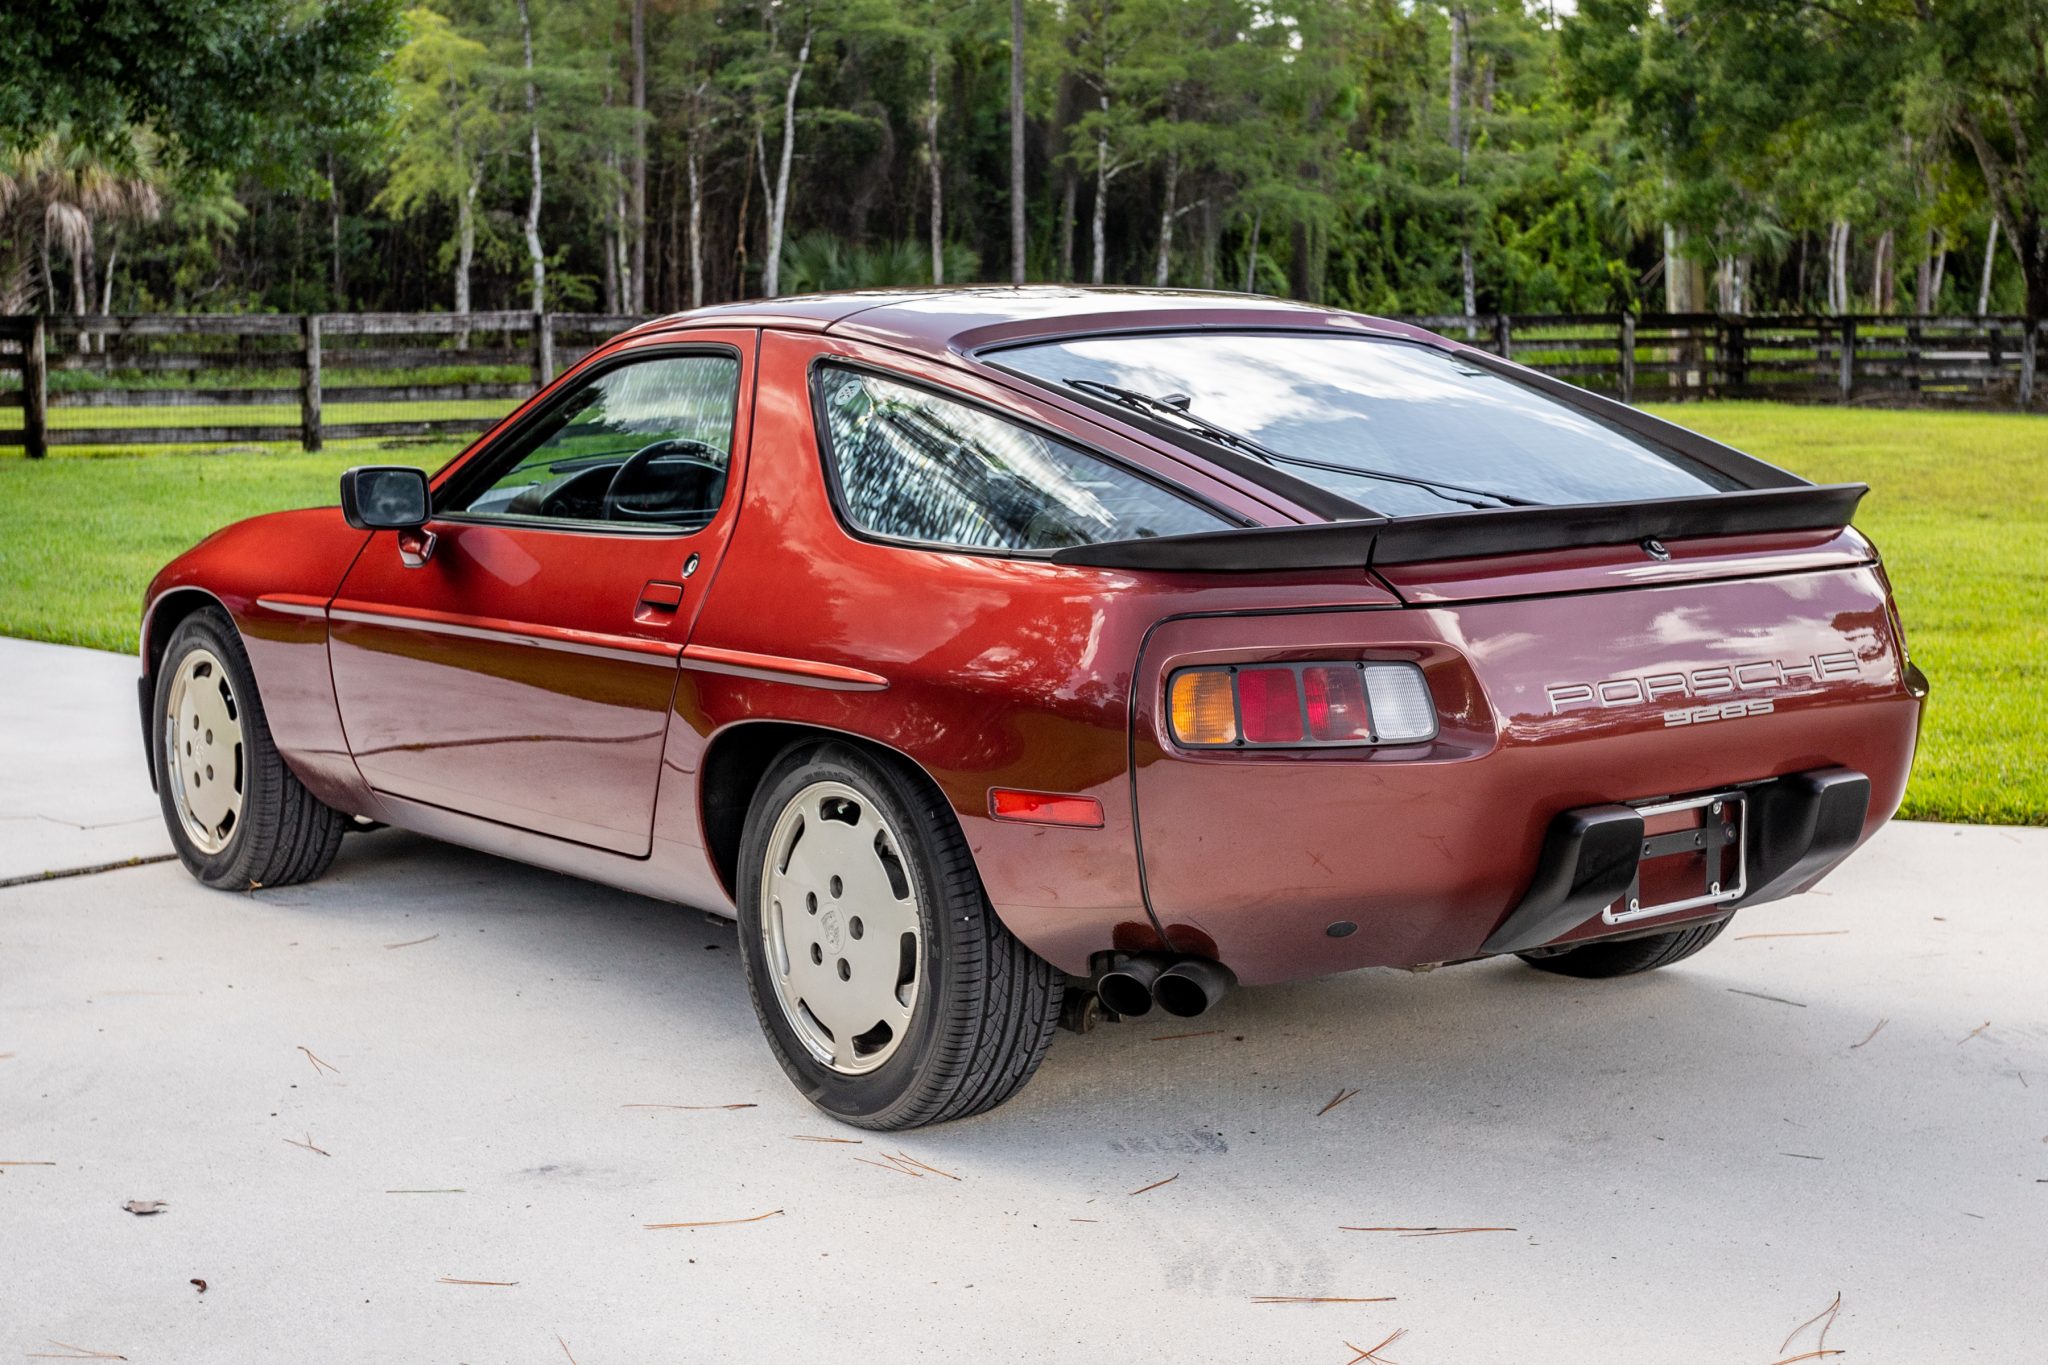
[3,637,2043,1362]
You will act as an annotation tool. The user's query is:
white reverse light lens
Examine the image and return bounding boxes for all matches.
[1363,663,1437,743]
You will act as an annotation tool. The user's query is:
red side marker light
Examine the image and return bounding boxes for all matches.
[989,789,1106,828]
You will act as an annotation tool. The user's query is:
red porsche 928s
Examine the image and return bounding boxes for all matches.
[141,288,1926,1128]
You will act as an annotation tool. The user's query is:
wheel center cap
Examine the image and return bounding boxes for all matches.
[820,907,843,954]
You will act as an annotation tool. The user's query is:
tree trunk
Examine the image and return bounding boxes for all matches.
[1449,6,1474,321]
[519,0,546,314]
[1242,206,1261,293]
[1090,95,1109,286]
[37,213,55,313]
[603,151,621,314]
[455,167,478,349]
[760,23,815,298]
[630,0,647,313]
[99,242,116,315]
[1978,216,2000,315]
[615,176,632,313]
[1941,99,2048,319]
[1010,0,1027,284]
[1152,148,1177,288]
[1871,228,1893,313]
[688,137,705,309]
[1199,188,1218,290]
[1828,220,1849,315]
[927,47,944,286]
[734,127,755,291]
[327,152,345,307]
[1059,167,1075,281]
[1930,242,1946,306]
[68,230,89,315]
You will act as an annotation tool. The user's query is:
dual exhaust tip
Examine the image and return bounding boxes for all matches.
[1094,954,1235,1020]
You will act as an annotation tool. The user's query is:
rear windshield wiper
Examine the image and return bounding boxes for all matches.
[1064,377,1537,511]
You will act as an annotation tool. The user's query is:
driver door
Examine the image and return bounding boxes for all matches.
[328,337,754,856]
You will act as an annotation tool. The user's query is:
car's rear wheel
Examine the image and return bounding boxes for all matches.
[153,607,345,890]
[735,741,1061,1129]
[1517,916,1731,978]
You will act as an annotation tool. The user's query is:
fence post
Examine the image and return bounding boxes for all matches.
[1839,317,1856,401]
[1619,312,1636,404]
[2022,321,2039,410]
[1494,313,1513,361]
[1724,316,1746,395]
[23,314,48,459]
[532,311,555,389]
[299,314,323,452]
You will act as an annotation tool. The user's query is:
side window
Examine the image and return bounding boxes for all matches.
[447,353,741,530]
[815,365,1230,552]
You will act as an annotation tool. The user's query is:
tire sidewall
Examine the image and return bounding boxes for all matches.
[735,743,976,1127]
[153,609,268,887]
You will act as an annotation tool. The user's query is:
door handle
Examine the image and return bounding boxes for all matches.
[638,580,685,615]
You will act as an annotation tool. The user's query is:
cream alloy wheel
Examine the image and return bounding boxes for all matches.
[151,607,346,890]
[165,647,245,854]
[761,780,922,1074]
[735,742,1062,1129]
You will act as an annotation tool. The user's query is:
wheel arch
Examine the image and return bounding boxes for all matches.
[698,719,954,905]
[138,587,232,790]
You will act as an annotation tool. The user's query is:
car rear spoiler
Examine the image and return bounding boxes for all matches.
[1048,483,1869,573]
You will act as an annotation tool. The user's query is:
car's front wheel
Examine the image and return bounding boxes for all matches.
[735,741,1062,1129]
[153,607,346,890]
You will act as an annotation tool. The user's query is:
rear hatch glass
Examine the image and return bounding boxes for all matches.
[994,331,1745,516]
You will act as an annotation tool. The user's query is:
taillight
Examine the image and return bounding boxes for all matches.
[1166,662,1437,749]
[1236,668,1304,743]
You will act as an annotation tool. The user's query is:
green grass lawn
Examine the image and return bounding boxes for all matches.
[0,439,460,651]
[2,403,2042,823]
[1641,403,2047,826]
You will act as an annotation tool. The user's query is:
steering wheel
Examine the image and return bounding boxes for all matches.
[601,438,726,523]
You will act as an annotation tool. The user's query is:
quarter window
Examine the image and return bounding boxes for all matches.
[447,353,741,530]
[815,365,1230,552]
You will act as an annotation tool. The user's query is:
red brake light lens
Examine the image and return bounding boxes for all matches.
[1302,665,1371,741]
[1235,667,1304,743]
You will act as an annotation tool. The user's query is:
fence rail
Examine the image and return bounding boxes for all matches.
[2,309,2041,457]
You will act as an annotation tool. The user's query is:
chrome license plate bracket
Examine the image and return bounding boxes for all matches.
[1603,791,1748,925]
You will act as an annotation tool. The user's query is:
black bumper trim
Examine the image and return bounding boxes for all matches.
[1737,767,1870,907]
[1479,804,1644,956]
[1481,767,1871,957]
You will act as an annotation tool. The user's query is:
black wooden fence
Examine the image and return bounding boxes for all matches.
[2,309,2041,457]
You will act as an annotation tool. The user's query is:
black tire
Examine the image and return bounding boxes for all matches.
[735,741,1062,1130]
[152,607,346,890]
[1517,916,1731,979]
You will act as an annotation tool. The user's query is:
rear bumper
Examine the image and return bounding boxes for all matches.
[1479,767,1870,955]
[1126,567,1923,986]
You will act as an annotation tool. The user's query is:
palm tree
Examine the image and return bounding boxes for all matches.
[0,127,166,321]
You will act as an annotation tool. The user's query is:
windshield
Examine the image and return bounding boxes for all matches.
[995,332,1739,516]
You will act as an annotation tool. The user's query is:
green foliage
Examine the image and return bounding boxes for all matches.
[0,0,403,187]
[6,0,2044,317]
[778,231,977,291]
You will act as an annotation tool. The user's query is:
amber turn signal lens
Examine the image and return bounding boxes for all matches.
[1168,668,1238,746]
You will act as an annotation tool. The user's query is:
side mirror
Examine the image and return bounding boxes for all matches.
[340,466,431,530]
